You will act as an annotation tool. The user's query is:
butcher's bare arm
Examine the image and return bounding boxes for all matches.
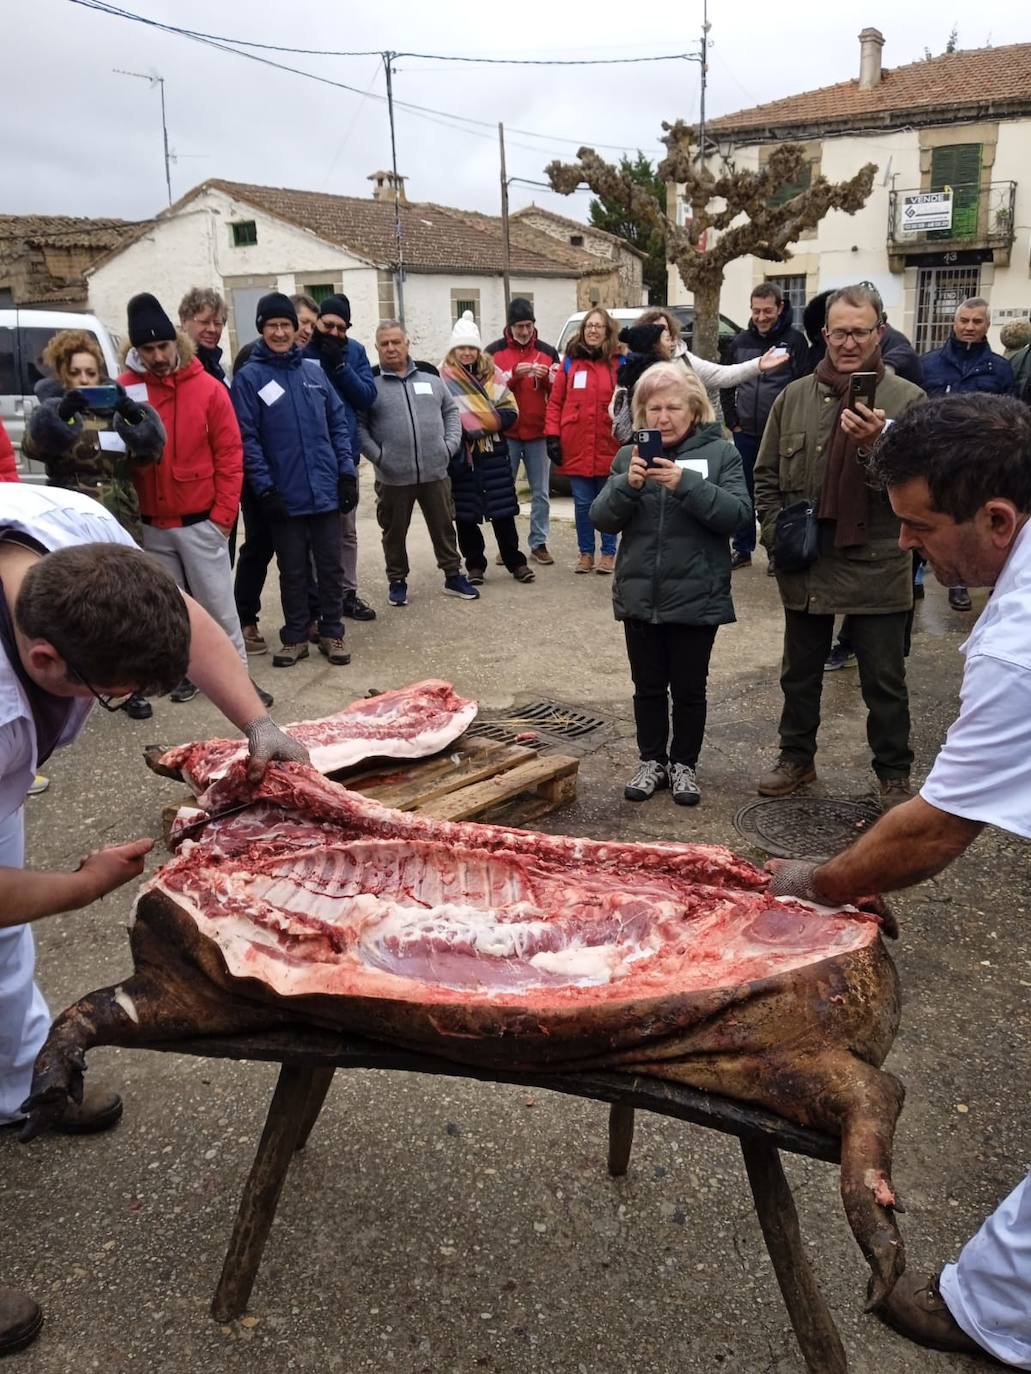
[0,838,153,926]
[182,596,265,730]
[813,797,983,905]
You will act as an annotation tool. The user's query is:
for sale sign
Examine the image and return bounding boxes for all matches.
[900,190,954,234]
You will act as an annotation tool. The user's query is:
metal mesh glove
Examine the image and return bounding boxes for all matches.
[244,716,310,782]
[766,859,898,938]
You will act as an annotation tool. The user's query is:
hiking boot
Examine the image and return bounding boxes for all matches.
[730,551,752,570]
[872,1270,987,1358]
[879,775,913,812]
[530,545,554,565]
[670,762,701,806]
[27,774,49,796]
[0,1289,43,1356]
[388,580,408,607]
[170,677,198,703]
[317,637,351,666]
[467,567,486,586]
[342,592,377,621]
[123,692,153,720]
[443,574,479,600]
[251,680,274,709]
[948,585,972,611]
[242,624,267,655]
[574,553,594,574]
[757,757,817,797]
[272,642,309,668]
[512,564,535,583]
[624,759,668,802]
[596,554,616,575]
[824,643,857,671]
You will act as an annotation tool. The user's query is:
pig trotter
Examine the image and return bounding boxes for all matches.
[19,1045,87,1141]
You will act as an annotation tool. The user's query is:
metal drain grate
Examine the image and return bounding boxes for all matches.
[466,720,546,750]
[504,700,607,740]
[733,797,881,861]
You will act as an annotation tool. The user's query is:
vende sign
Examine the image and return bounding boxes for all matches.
[900,190,954,234]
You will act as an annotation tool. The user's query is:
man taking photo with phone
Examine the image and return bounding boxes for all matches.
[754,283,926,811]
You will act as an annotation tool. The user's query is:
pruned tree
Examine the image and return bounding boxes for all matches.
[588,152,668,304]
[548,122,876,359]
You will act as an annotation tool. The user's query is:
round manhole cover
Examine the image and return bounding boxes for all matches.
[733,797,881,861]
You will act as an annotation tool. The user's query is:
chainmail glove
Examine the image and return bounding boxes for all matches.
[766,859,898,938]
[244,716,310,783]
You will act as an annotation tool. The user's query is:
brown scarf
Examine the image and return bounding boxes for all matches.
[815,350,885,549]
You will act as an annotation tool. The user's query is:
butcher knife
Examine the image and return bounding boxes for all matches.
[171,802,255,846]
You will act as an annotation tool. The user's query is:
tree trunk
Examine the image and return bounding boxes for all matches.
[690,277,722,361]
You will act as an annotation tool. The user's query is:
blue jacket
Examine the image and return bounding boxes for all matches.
[920,336,1015,397]
[230,340,354,517]
[302,334,377,462]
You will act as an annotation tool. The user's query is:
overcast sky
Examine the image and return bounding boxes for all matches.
[5,2,1024,225]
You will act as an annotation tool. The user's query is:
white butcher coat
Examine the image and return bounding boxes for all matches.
[0,487,135,1122]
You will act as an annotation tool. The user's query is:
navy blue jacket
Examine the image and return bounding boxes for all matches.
[302,333,377,462]
[720,306,810,437]
[230,340,354,517]
[920,336,1015,397]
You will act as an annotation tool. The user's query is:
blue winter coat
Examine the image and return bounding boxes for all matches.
[302,334,377,463]
[920,336,1015,397]
[230,340,354,517]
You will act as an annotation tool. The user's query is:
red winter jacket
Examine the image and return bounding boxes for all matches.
[118,336,242,528]
[485,328,559,440]
[544,352,622,478]
[0,419,18,482]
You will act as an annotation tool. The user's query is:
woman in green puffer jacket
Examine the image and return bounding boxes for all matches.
[591,361,750,806]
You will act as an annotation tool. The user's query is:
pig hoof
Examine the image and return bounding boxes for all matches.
[18,1049,87,1140]
[863,1234,906,1311]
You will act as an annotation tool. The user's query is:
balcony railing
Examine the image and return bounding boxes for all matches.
[887,181,1016,253]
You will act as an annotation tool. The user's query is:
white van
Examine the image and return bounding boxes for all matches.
[556,305,741,359]
[0,309,121,480]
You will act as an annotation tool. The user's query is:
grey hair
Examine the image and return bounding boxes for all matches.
[177,286,226,322]
[957,296,991,320]
[291,293,319,314]
[825,282,884,322]
[375,319,407,339]
[631,361,715,430]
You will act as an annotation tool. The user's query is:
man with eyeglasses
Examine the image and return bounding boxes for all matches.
[178,287,229,385]
[754,283,926,811]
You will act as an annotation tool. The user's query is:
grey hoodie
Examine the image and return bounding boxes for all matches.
[357,362,462,485]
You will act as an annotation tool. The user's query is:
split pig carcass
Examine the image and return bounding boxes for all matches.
[25,762,905,1303]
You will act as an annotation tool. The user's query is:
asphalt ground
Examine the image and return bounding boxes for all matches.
[3,499,1027,1373]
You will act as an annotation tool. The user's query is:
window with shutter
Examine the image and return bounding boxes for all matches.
[929,144,981,240]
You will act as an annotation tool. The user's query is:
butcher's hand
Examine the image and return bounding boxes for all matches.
[766,859,898,938]
[78,838,154,902]
[244,716,310,783]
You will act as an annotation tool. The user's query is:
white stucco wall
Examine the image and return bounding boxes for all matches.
[401,274,577,365]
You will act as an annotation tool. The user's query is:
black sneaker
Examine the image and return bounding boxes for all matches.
[123,693,153,720]
[824,643,857,672]
[948,585,972,611]
[342,592,377,621]
[388,581,408,608]
[170,678,198,703]
[624,760,668,802]
[730,551,752,570]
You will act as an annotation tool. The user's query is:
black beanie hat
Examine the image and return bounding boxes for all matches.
[619,322,665,356]
[319,293,351,324]
[507,297,535,326]
[256,292,299,332]
[127,292,176,347]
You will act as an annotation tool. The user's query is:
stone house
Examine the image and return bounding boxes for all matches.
[0,215,146,309]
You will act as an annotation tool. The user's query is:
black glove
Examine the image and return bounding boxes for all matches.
[319,335,344,371]
[113,382,146,425]
[337,473,358,514]
[546,435,563,466]
[259,488,289,522]
[57,390,89,423]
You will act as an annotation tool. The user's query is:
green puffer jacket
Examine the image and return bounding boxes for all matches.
[754,372,925,615]
[590,421,751,625]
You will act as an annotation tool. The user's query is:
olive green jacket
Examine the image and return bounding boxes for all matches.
[754,372,925,614]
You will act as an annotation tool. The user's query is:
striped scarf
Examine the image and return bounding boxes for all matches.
[440,361,517,456]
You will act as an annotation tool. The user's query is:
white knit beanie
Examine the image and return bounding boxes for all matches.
[446,309,483,353]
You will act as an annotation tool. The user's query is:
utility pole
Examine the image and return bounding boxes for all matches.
[697,0,711,167]
[382,50,406,326]
[114,68,172,205]
[498,123,512,312]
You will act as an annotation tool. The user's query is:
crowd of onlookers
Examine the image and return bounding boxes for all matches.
[3,277,1029,808]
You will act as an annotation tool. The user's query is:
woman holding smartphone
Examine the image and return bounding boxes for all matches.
[591,363,750,806]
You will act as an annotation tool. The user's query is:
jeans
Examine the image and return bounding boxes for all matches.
[569,475,617,556]
[456,516,524,573]
[623,620,719,767]
[509,437,550,550]
[731,431,760,554]
[271,511,346,643]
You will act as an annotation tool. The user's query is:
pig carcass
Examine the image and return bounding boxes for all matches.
[25,763,904,1302]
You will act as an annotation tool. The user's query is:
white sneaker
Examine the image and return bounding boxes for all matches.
[624,760,668,802]
[670,763,701,806]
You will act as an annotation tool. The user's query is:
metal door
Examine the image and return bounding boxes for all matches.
[914,264,981,353]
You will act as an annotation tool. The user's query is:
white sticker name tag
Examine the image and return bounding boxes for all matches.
[412,381,433,395]
[125,383,148,403]
[676,458,709,476]
[258,379,286,407]
[572,370,588,390]
[98,431,126,453]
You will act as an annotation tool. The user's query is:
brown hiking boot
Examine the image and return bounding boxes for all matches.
[596,554,616,574]
[757,757,817,797]
[242,624,267,655]
[872,1270,988,1358]
[574,553,594,574]
[0,1289,43,1356]
[272,642,309,668]
[317,636,351,666]
[879,775,913,812]
[531,545,554,565]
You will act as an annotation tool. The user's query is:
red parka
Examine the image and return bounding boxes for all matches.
[544,352,622,478]
[0,419,18,482]
[117,335,243,528]
[485,327,559,440]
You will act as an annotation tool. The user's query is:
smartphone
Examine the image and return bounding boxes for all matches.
[635,428,664,466]
[847,372,878,413]
[76,385,121,414]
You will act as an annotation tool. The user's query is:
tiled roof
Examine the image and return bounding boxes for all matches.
[422,204,600,272]
[510,205,648,260]
[0,215,147,305]
[0,214,142,247]
[708,42,1031,137]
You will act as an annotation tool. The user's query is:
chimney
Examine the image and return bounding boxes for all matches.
[368,170,408,204]
[858,27,885,89]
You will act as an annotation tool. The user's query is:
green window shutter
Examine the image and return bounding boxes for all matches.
[767,161,813,209]
[930,144,981,239]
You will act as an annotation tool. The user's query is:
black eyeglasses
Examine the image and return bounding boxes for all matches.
[65,661,136,712]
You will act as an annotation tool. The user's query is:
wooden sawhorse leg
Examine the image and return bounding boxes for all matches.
[211,1063,316,1322]
[294,1066,335,1152]
[740,1137,848,1374]
[607,1103,635,1177]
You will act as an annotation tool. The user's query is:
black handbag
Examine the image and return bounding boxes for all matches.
[774,500,819,572]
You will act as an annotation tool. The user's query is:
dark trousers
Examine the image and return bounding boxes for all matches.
[779,608,912,778]
[235,482,318,628]
[271,511,345,644]
[731,431,760,554]
[623,620,719,767]
[376,478,461,582]
[837,552,925,658]
[456,516,524,574]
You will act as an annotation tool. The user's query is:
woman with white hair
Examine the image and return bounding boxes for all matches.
[591,362,750,806]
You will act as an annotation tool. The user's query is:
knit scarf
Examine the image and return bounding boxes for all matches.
[440,361,516,456]
[815,350,885,549]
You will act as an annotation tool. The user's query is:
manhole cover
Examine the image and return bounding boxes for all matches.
[733,797,881,861]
